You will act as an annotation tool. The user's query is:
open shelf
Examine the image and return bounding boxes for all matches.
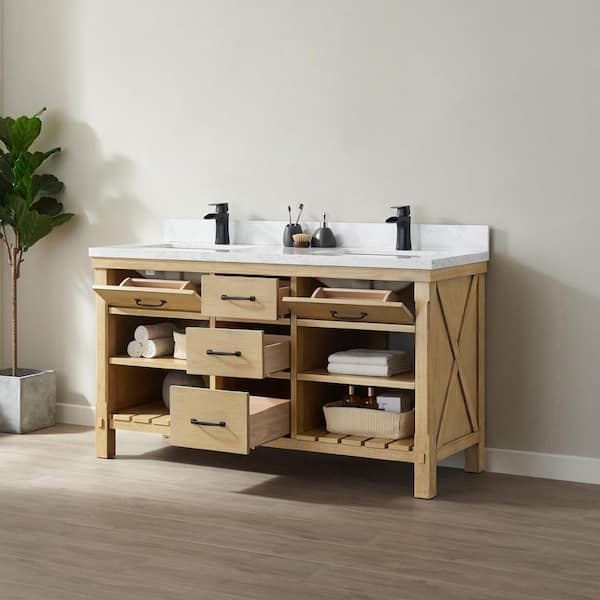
[216,316,291,326]
[297,318,415,333]
[297,368,416,390]
[110,403,171,434]
[109,356,187,370]
[109,355,291,379]
[264,431,421,463]
[108,307,209,321]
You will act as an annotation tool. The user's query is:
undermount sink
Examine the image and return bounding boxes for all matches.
[140,243,252,252]
[343,250,419,258]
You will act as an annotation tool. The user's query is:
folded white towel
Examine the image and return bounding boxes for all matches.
[327,362,409,377]
[141,336,175,358]
[127,340,144,358]
[134,322,176,343]
[328,349,410,367]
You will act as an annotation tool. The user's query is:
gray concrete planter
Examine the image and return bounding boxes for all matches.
[0,369,56,433]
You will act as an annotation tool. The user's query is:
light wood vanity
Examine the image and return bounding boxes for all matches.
[91,250,487,499]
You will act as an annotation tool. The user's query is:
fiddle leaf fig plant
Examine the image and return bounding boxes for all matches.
[0,108,73,376]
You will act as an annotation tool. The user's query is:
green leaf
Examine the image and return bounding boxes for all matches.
[19,210,54,250]
[10,116,42,154]
[31,173,64,198]
[0,154,12,181]
[0,192,27,227]
[0,116,15,147]
[51,212,74,227]
[32,196,63,216]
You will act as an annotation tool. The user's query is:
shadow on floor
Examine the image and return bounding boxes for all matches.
[117,443,600,510]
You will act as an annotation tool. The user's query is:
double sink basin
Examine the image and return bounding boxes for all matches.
[141,242,420,259]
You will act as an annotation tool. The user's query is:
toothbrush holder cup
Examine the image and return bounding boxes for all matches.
[283,224,303,247]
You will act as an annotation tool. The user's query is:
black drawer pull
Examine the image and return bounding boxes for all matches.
[220,294,256,302]
[135,298,167,308]
[330,310,368,321]
[206,349,242,357]
[190,418,226,427]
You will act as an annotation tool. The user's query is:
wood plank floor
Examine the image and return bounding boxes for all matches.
[1,425,599,600]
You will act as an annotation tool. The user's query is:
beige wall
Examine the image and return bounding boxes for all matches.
[2,0,599,458]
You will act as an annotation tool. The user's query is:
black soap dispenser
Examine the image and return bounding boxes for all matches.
[311,213,337,248]
[386,206,412,251]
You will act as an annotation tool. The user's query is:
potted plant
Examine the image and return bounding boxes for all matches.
[0,108,73,433]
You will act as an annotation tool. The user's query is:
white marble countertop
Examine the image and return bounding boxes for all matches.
[89,221,489,271]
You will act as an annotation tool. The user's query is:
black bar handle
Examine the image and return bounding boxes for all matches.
[206,349,242,357]
[190,418,226,427]
[220,294,256,302]
[135,298,167,308]
[330,310,368,321]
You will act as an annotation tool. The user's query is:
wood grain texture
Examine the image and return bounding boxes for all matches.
[169,387,290,454]
[413,282,437,498]
[187,328,290,379]
[91,256,488,282]
[297,368,416,390]
[93,281,202,312]
[283,295,414,324]
[201,275,289,320]
[465,274,486,473]
[1,426,598,600]
[296,318,415,333]
[94,268,115,458]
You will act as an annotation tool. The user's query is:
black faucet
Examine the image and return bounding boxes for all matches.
[204,202,230,245]
[386,206,412,251]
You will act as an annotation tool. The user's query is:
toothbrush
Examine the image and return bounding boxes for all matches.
[295,203,304,225]
[288,205,292,225]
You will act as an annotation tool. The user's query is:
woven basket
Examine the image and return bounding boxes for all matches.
[323,401,415,439]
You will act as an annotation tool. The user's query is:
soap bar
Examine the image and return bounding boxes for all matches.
[376,393,413,413]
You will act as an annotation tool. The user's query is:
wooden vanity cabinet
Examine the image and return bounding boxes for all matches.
[92,260,487,499]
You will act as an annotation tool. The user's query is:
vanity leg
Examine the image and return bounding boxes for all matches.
[413,282,437,499]
[465,274,486,473]
[96,421,115,459]
[95,268,116,459]
[414,441,437,499]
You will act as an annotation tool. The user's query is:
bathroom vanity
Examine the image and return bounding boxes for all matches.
[90,221,488,499]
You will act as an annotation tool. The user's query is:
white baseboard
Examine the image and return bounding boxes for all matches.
[55,405,600,486]
[56,402,96,427]
[441,448,600,486]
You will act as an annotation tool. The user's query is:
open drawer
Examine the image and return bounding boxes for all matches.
[283,287,414,325]
[93,278,202,312]
[169,387,290,454]
[201,275,290,321]
[186,328,290,379]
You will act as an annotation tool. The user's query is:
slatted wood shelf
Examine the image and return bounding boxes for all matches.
[264,430,420,463]
[110,403,171,434]
[296,319,415,333]
[297,368,416,390]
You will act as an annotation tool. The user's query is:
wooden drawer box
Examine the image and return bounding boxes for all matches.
[93,278,201,312]
[201,275,290,321]
[169,387,290,454]
[283,287,414,325]
[186,328,290,379]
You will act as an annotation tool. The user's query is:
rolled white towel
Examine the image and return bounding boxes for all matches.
[328,349,410,367]
[134,322,176,343]
[127,340,144,358]
[173,330,187,360]
[141,336,175,358]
